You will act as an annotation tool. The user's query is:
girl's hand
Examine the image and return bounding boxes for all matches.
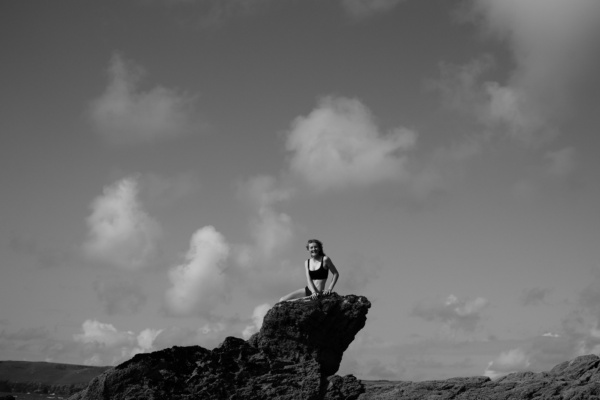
[323,289,332,296]
[310,292,319,300]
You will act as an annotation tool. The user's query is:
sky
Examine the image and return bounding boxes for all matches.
[1,0,600,382]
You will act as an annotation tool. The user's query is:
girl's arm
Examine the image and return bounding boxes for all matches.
[323,256,339,295]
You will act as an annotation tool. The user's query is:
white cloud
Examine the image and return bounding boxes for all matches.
[486,273,600,379]
[411,294,489,332]
[165,226,230,317]
[285,96,417,191]
[234,175,294,268]
[484,347,530,379]
[83,177,161,270]
[89,53,201,145]
[73,320,162,366]
[341,0,405,19]
[542,332,560,338]
[242,303,271,339]
[152,324,231,351]
[457,0,600,144]
[93,280,147,315]
[135,328,163,352]
[73,320,133,348]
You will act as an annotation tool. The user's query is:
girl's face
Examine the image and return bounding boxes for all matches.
[308,243,321,257]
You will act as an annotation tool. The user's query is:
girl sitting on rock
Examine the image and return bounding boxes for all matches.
[279,239,339,301]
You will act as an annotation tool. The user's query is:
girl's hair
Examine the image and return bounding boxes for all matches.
[306,239,325,255]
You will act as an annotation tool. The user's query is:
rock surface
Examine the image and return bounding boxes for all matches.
[69,293,371,400]
[359,354,600,399]
[249,292,369,376]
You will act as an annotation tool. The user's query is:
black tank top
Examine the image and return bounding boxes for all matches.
[308,258,329,280]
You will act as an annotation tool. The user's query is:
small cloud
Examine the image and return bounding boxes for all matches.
[519,287,553,307]
[88,53,203,145]
[73,319,162,366]
[484,347,530,379]
[139,172,199,207]
[73,319,133,347]
[165,226,230,317]
[136,328,163,352]
[411,294,489,332]
[340,0,405,19]
[542,332,560,338]
[285,96,417,192]
[83,177,162,270]
[152,323,233,351]
[242,303,271,339]
[236,175,295,262]
[93,280,147,315]
[429,55,495,114]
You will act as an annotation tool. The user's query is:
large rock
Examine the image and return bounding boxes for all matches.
[359,353,600,400]
[69,293,371,400]
[249,293,370,375]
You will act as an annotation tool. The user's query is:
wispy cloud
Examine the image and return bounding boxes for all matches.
[234,175,294,265]
[88,53,202,145]
[449,0,600,144]
[340,0,405,19]
[486,270,600,379]
[164,226,230,317]
[241,303,270,339]
[83,177,162,270]
[484,347,530,379]
[512,147,578,201]
[412,294,489,332]
[93,279,148,315]
[139,172,199,207]
[519,287,553,307]
[285,96,417,192]
[73,320,162,366]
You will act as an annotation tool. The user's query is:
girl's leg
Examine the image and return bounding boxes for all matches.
[279,288,307,302]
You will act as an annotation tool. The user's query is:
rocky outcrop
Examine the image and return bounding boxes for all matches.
[249,292,369,376]
[359,354,600,400]
[69,293,371,400]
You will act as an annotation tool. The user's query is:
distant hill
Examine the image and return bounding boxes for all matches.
[0,361,109,385]
[0,361,110,395]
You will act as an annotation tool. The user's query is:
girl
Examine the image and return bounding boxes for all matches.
[279,239,340,301]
